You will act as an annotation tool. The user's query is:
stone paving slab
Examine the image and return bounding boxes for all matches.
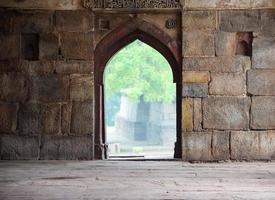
[0,161,275,200]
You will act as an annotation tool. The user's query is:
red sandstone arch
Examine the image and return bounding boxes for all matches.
[94,18,182,159]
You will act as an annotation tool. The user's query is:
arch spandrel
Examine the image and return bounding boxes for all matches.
[95,18,181,84]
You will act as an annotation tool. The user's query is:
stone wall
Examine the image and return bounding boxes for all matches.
[0,0,275,160]
[182,9,275,161]
[0,10,94,159]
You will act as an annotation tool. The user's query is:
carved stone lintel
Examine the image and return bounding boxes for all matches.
[83,0,181,9]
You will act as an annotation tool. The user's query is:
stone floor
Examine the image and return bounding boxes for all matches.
[0,160,275,200]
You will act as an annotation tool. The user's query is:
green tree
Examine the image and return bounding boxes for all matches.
[104,39,175,103]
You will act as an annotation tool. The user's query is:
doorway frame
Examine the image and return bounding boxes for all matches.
[94,18,182,159]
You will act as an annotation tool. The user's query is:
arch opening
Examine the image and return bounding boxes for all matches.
[94,19,182,159]
[104,39,176,159]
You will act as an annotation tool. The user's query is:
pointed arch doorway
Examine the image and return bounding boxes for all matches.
[94,18,182,160]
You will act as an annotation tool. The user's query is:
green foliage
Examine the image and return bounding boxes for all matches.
[104,40,175,103]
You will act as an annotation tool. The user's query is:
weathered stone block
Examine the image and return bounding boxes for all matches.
[212,131,230,160]
[182,31,215,57]
[182,83,208,98]
[203,97,250,130]
[0,135,39,159]
[182,98,193,132]
[182,71,210,83]
[251,96,275,129]
[261,10,275,37]
[0,73,27,102]
[18,103,42,135]
[18,103,61,135]
[209,73,245,96]
[28,61,55,75]
[56,11,93,32]
[247,70,275,95]
[55,61,93,74]
[0,60,26,73]
[0,103,17,133]
[61,32,93,60]
[252,1,275,8]
[0,0,83,10]
[70,74,93,100]
[252,37,275,69]
[182,132,212,161]
[40,135,93,160]
[0,33,20,60]
[30,75,69,102]
[41,104,61,135]
[193,98,202,131]
[13,11,53,33]
[39,34,59,60]
[220,10,261,32]
[183,56,250,73]
[231,131,275,160]
[183,0,275,9]
[182,11,216,30]
[61,103,72,134]
[71,101,93,135]
[215,31,237,56]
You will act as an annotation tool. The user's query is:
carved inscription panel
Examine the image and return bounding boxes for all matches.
[83,0,181,9]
